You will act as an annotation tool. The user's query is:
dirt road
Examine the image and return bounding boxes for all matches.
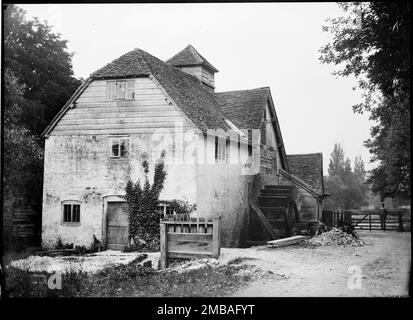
[229,231,410,297]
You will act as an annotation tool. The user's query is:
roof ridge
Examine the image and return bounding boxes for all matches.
[215,87,270,94]
[187,44,210,64]
[90,48,151,78]
[138,48,214,93]
[137,48,230,131]
[124,47,205,87]
[287,153,323,156]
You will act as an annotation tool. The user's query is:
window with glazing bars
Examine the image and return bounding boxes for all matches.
[63,203,80,223]
[155,204,174,220]
[111,138,129,158]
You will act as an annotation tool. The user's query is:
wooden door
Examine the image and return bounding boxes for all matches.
[106,202,129,250]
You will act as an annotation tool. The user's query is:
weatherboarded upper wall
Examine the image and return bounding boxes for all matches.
[50,77,194,136]
[42,76,199,247]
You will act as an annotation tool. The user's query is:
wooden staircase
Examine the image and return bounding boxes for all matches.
[249,185,299,243]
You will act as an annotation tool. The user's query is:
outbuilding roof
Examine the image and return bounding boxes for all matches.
[166,44,219,73]
[286,153,324,194]
[215,87,270,129]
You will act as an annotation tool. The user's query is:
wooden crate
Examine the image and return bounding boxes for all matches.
[160,216,221,269]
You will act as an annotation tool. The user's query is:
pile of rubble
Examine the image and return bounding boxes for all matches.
[302,228,367,247]
[165,258,224,274]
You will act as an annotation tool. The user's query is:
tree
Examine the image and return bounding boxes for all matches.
[320,2,410,199]
[3,68,44,228]
[328,143,346,177]
[324,143,368,210]
[2,5,81,247]
[3,4,81,135]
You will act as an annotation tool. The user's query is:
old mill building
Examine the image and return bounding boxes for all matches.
[41,45,328,249]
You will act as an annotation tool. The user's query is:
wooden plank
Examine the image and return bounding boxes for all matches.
[168,239,212,253]
[59,117,187,126]
[67,107,183,116]
[160,223,167,269]
[163,220,213,226]
[78,79,158,94]
[54,122,194,131]
[51,128,193,135]
[267,235,309,248]
[76,98,169,106]
[77,94,167,103]
[369,213,372,231]
[167,251,212,260]
[250,203,277,240]
[75,102,174,111]
[212,217,220,258]
[167,232,212,242]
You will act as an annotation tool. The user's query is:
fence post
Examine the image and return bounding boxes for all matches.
[398,212,404,232]
[160,222,167,269]
[369,213,371,231]
[212,217,221,258]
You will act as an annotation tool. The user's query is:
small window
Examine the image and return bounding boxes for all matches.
[106,80,135,100]
[62,203,80,223]
[215,136,228,163]
[156,203,173,220]
[248,129,252,157]
[111,137,129,158]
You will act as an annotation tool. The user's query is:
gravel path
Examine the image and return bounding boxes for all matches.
[6,231,410,297]
[231,230,410,297]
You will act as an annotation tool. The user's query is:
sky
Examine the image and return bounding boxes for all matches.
[18,3,376,174]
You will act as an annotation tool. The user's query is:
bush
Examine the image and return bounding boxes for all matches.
[164,200,197,219]
[55,236,74,250]
[98,255,153,282]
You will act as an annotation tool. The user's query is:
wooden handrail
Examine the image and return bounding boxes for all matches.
[278,168,325,198]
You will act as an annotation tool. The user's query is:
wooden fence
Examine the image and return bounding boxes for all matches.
[322,210,411,232]
[160,215,221,269]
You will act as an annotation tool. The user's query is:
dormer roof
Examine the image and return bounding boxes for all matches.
[166,44,219,73]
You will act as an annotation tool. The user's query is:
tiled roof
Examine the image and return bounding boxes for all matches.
[90,50,151,78]
[287,153,324,194]
[166,44,219,73]
[44,44,287,171]
[91,48,229,132]
[215,87,270,129]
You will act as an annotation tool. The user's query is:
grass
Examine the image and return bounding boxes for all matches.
[4,257,251,297]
